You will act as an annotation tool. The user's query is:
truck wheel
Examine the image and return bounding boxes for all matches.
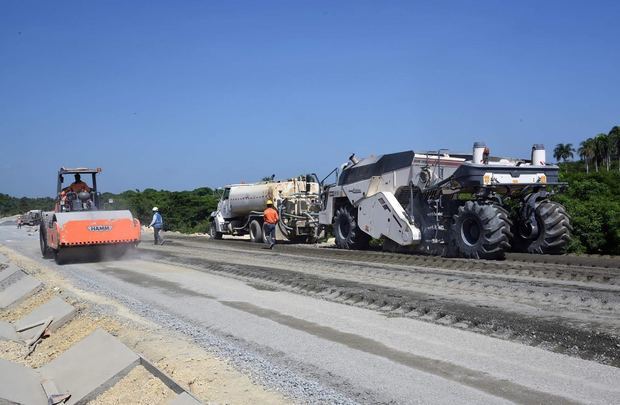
[39,224,53,259]
[514,201,572,254]
[209,221,223,240]
[333,206,370,250]
[249,220,264,243]
[451,201,512,260]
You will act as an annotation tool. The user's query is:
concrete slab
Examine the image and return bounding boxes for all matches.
[0,320,18,341]
[41,328,140,405]
[16,296,77,341]
[0,358,47,404]
[169,392,203,405]
[0,274,42,309]
[0,264,19,283]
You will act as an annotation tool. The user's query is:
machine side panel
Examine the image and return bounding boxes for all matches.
[451,164,560,188]
[357,192,421,245]
[339,151,415,185]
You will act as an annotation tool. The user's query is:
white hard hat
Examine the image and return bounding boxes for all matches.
[152,207,158,211]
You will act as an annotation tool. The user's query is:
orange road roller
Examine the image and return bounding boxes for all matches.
[39,167,141,264]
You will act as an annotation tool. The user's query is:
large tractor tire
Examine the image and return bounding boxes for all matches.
[514,201,572,254]
[209,220,223,240]
[39,224,54,259]
[249,219,264,243]
[333,205,370,250]
[451,201,513,260]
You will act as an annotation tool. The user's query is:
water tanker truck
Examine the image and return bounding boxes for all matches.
[318,143,572,259]
[209,175,322,243]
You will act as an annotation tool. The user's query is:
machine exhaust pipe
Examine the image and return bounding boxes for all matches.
[348,154,360,165]
[473,142,486,164]
[531,144,545,166]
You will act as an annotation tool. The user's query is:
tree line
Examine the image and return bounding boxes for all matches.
[0,188,221,234]
[554,126,620,172]
[99,188,221,233]
[0,194,55,218]
[551,125,620,254]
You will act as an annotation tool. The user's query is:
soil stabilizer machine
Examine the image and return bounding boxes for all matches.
[40,168,141,264]
[318,143,572,259]
[210,175,321,243]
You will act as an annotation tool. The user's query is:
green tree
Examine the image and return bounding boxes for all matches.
[593,133,611,172]
[578,138,595,173]
[553,143,575,162]
[609,126,620,172]
[555,168,620,254]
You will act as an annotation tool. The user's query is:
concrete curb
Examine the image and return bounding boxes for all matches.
[0,273,42,309]
[0,358,48,404]
[140,357,203,404]
[0,329,205,404]
[0,261,204,404]
[169,391,204,404]
[16,296,77,342]
[0,264,19,284]
[0,321,18,340]
[41,328,141,404]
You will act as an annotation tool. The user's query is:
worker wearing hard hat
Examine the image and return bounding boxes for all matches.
[148,207,165,245]
[263,200,279,249]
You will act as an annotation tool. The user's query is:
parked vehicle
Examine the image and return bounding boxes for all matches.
[21,210,42,226]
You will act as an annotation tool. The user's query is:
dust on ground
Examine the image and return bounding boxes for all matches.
[0,245,291,405]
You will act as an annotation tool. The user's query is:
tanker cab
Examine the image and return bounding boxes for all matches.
[220,188,232,218]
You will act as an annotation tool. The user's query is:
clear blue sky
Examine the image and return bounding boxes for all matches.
[1,0,619,197]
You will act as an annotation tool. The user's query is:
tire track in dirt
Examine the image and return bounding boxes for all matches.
[139,246,620,367]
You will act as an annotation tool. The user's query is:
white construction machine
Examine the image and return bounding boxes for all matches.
[209,175,322,243]
[318,143,572,259]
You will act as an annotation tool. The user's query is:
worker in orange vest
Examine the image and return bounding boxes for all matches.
[64,174,91,193]
[263,200,279,249]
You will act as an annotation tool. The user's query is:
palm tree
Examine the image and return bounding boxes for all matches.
[553,144,563,162]
[592,133,610,172]
[609,126,620,172]
[553,143,575,162]
[606,133,614,170]
[578,138,595,173]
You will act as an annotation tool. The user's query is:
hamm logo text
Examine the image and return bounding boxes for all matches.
[88,225,112,232]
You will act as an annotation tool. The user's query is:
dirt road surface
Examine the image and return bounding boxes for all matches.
[1,224,619,404]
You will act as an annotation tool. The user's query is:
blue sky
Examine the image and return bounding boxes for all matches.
[1,0,619,197]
